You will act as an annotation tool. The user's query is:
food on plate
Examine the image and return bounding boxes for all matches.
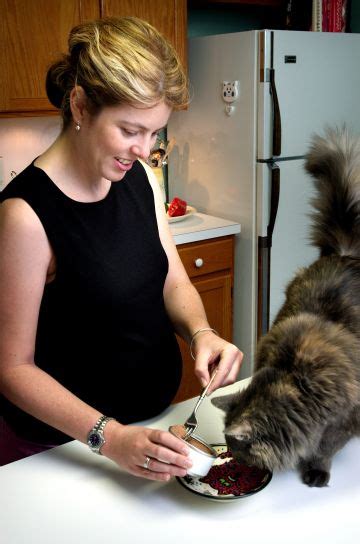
[176,444,272,499]
[167,197,187,217]
[200,449,270,496]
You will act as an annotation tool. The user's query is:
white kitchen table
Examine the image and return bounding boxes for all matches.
[1,379,359,544]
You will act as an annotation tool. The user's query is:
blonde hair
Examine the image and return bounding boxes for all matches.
[46,17,188,126]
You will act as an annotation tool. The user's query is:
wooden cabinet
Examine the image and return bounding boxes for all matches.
[172,236,235,403]
[0,0,187,117]
[101,1,187,71]
[0,0,99,116]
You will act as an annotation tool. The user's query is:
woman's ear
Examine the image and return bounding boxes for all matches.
[69,85,87,125]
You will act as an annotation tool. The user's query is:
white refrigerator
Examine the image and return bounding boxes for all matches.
[168,30,360,378]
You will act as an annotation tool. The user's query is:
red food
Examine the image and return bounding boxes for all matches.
[200,449,269,496]
[168,197,187,217]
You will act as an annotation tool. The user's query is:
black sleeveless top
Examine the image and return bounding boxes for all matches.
[0,160,182,444]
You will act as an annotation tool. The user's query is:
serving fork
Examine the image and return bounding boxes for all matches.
[183,368,219,440]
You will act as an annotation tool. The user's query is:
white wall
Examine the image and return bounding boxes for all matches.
[0,117,61,189]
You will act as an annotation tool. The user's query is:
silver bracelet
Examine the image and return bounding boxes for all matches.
[189,327,219,360]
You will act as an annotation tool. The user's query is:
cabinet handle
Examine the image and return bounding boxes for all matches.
[194,258,204,268]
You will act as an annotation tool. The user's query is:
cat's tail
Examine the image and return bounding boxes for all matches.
[305,126,360,258]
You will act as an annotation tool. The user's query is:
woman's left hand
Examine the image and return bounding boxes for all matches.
[191,330,243,394]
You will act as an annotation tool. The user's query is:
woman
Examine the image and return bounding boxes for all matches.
[0,17,243,478]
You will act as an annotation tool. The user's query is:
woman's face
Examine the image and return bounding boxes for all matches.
[79,100,172,182]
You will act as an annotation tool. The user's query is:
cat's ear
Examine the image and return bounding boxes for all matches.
[211,393,238,411]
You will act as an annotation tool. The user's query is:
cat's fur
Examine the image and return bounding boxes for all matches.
[212,127,360,487]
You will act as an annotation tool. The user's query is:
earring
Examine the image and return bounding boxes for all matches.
[75,121,81,132]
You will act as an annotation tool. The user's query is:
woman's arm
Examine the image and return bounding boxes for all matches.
[0,198,191,479]
[144,163,243,393]
[0,198,101,440]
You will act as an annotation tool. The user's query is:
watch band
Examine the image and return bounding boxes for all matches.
[94,415,115,434]
[87,415,115,455]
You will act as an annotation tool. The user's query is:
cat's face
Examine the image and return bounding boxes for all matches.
[212,397,291,471]
[223,413,300,472]
[212,370,317,471]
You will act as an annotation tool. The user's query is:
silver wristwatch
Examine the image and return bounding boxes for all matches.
[87,415,115,455]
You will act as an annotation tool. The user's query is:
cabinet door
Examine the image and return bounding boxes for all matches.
[0,0,99,115]
[172,273,233,403]
[101,0,187,70]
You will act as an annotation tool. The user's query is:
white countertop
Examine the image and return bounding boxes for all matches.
[1,378,359,544]
[169,212,240,245]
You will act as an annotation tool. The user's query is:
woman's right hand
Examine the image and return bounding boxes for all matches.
[102,421,193,481]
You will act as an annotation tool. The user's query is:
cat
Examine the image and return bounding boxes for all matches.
[212,127,360,487]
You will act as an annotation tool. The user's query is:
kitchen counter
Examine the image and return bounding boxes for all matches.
[169,212,240,245]
[1,379,359,544]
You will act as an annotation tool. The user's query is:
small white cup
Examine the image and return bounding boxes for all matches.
[169,425,217,477]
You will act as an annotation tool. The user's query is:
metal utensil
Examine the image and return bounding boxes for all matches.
[183,368,218,440]
[161,137,176,165]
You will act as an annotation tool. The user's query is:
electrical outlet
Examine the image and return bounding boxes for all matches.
[222,81,239,103]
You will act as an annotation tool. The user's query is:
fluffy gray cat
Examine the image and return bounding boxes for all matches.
[212,127,360,487]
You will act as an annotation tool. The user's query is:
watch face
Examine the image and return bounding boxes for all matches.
[88,431,103,449]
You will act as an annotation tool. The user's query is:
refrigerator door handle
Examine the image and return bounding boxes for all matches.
[269,68,282,157]
[257,163,280,338]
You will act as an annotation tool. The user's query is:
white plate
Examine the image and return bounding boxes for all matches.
[167,205,197,223]
[176,444,272,501]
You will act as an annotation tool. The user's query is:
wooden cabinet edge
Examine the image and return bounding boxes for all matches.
[172,235,235,402]
[175,0,188,77]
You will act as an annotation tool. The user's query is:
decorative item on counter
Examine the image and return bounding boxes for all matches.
[165,197,197,223]
[147,137,175,168]
[147,142,166,168]
[147,137,175,203]
[167,196,187,218]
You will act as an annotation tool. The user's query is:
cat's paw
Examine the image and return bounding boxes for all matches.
[302,468,330,487]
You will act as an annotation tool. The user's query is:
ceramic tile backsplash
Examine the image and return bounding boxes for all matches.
[0,117,61,188]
